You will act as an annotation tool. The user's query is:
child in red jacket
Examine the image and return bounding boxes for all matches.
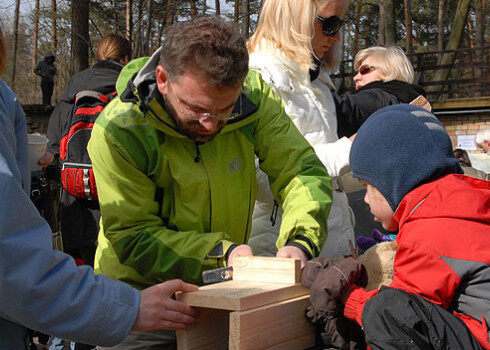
[305,104,490,349]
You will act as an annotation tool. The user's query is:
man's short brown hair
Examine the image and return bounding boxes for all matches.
[159,16,249,87]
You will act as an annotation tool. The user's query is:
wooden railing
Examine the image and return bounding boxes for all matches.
[332,46,490,103]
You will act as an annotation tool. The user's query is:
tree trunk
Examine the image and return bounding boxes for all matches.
[215,0,220,15]
[404,0,413,54]
[384,0,396,45]
[203,0,207,14]
[190,0,197,16]
[379,0,385,45]
[51,0,57,52]
[166,0,175,27]
[438,0,444,53]
[234,0,239,24]
[11,0,20,89]
[475,0,486,51]
[241,0,250,38]
[126,0,133,44]
[146,0,154,54]
[71,0,90,75]
[32,0,40,85]
[353,0,362,55]
[431,0,471,95]
[474,0,486,95]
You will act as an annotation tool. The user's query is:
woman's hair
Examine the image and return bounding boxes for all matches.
[0,25,7,74]
[96,34,132,63]
[354,46,415,83]
[247,0,348,72]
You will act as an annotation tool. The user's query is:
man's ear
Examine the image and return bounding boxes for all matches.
[156,66,168,95]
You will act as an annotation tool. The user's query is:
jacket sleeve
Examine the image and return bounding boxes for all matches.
[46,99,75,161]
[0,105,139,346]
[34,61,42,76]
[334,90,397,138]
[88,118,236,285]
[253,78,333,257]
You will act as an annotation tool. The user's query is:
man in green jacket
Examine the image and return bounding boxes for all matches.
[88,16,332,348]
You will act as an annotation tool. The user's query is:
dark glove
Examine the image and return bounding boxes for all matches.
[302,257,337,288]
[306,257,368,324]
[305,257,368,349]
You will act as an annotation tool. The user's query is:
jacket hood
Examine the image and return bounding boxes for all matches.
[354,80,426,103]
[350,104,463,212]
[249,49,335,94]
[395,173,490,226]
[116,48,259,138]
[59,60,123,104]
[44,51,55,59]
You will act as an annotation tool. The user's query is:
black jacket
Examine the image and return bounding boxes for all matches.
[46,60,123,253]
[335,80,426,138]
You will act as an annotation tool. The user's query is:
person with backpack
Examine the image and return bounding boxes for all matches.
[47,34,131,268]
[45,35,132,350]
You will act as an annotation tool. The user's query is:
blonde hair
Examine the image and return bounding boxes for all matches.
[354,46,415,83]
[248,0,347,72]
[0,25,7,74]
[96,34,131,63]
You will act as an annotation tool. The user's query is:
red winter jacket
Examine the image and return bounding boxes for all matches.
[344,174,490,349]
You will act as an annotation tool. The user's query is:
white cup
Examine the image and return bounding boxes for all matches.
[27,134,49,172]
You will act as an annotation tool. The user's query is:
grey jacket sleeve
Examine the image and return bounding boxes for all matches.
[0,80,140,346]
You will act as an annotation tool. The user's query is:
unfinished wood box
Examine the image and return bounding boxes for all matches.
[176,256,315,350]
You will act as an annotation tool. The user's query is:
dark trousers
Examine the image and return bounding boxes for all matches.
[362,287,486,350]
[41,79,54,106]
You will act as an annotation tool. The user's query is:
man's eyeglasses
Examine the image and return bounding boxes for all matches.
[357,65,378,75]
[316,15,344,37]
[170,84,242,121]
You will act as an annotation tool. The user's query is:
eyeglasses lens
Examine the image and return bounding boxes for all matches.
[358,65,376,75]
[317,15,344,36]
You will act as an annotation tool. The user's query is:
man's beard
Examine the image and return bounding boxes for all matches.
[175,119,226,143]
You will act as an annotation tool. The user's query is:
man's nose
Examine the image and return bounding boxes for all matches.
[199,116,219,130]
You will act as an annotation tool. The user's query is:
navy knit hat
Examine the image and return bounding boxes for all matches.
[350,104,463,212]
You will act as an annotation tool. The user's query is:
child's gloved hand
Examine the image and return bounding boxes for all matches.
[356,229,394,252]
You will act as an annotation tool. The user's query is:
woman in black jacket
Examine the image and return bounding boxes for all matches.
[45,34,131,350]
[335,46,427,138]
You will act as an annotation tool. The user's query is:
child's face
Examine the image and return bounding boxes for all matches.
[362,181,398,232]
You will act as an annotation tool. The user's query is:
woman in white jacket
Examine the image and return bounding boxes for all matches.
[247,0,355,257]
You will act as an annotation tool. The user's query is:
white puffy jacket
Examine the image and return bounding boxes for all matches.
[248,48,355,257]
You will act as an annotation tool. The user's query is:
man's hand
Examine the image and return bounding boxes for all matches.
[276,246,308,268]
[132,279,198,332]
[227,244,253,266]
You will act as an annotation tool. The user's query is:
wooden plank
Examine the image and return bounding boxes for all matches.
[177,308,230,350]
[232,256,301,284]
[228,295,315,350]
[176,280,309,311]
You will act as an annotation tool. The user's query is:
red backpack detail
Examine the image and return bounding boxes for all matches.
[59,90,116,200]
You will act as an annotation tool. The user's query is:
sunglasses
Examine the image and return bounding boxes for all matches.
[316,15,344,36]
[357,65,378,75]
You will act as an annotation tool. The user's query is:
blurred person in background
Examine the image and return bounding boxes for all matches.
[34,50,57,107]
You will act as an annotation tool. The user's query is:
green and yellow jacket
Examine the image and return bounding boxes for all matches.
[88,48,332,289]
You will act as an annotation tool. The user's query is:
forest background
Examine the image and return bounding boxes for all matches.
[0,0,488,105]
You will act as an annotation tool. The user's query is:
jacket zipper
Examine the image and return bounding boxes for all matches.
[194,143,201,163]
